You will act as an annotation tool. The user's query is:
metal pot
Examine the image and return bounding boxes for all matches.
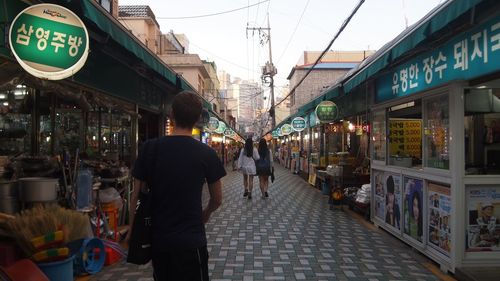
[0,180,18,197]
[0,197,19,214]
[18,177,58,202]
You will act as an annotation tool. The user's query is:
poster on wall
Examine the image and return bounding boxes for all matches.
[466,186,500,252]
[428,182,452,256]
[373,171,402,231]
[403,177,424,242]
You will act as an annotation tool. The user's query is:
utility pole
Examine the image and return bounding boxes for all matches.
[247,13,277,131]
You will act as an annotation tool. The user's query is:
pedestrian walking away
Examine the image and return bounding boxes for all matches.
[127,91,226,281]
[255,138,273,199]
[237,138,259,199]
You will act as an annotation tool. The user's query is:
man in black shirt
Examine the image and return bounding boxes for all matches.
[128,91,226,280]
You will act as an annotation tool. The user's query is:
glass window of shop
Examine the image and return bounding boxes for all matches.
[326,123,343,161]
[464,85,500,175]
[54,97,83,155]
[0,86,32,156]
[345,115,369,161]
[423,94,449,170]
[372,110,386,162]
[90,107,132,165]
[388,100,422,168]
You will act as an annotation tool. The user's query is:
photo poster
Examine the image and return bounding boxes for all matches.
[403,177,424,242]
[466,186,500,252]
[373,170,402,230]
[428,182,451,256]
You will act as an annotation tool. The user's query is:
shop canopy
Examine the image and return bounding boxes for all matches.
[0,0,212,111]
[272,0,486,134]
[76,0,212,110]
[342,0,484,93]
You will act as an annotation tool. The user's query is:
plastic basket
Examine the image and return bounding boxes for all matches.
[37,256,74,281]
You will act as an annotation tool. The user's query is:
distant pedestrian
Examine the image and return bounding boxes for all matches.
[237,138,259,199]
[256,138,273,199]
[128,91,225,281]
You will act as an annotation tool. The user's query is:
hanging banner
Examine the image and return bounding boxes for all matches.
[9,4,89,80]
[280,124,293,136]
[315,101,338,123]
[291,117,307,132]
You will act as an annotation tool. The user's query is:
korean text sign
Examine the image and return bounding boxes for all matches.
[377,15,500,102]
[9,4,89,80]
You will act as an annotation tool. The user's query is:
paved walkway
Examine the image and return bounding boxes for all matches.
[90,165,446,281]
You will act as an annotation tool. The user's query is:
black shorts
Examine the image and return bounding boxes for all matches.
[152,246,209,281]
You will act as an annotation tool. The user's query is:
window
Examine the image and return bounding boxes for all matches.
[98,0,112,13]
[0,87,32,156]
[388,101,422,168]
[424,95,449,169]
[372,110,386,161]
[464,87,500,175]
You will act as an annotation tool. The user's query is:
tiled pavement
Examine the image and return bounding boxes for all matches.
[90,165,445,281]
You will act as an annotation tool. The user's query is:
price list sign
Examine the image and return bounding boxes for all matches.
[389,119,422,158]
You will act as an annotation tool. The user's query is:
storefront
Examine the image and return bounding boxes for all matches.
[358,0,500,272]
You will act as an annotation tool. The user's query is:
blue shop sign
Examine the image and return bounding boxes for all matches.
[377,15,500,102]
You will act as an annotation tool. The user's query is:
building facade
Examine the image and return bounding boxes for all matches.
[288,50,376,114]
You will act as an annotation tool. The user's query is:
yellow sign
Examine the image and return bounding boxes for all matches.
[389,119,421,158]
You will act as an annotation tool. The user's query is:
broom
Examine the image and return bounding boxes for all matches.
[3,206,90,257]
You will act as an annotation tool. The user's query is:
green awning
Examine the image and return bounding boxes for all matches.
[343,0,484,93]
[79,0,192,91]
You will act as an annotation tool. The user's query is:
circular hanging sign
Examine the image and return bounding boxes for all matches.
[291,117,307,132]
[271,130,280,138]
[280,124,293,136]
[224,128,234,137]
[215,122,226,134]
[315,101,338,123]
[207,117,219,131]
[9,4,89,80]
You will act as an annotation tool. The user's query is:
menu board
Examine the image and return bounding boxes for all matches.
[466,186,500,252]
[428,182,452,256]
[389,119,422,158]
[403,177,424,242]
[373,170,402,231]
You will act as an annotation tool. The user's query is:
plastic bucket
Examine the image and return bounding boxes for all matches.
[321,182,330,195]
[37,256,74,281]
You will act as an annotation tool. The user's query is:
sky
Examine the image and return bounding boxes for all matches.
[119,0,445,100]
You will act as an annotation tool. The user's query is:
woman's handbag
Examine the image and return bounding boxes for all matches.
[126,187,152,264]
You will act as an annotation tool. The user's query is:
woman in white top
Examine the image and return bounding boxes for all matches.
[237,138,260,199]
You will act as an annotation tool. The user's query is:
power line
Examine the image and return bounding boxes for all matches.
[273,0,366,110]
[276,0,311,64]
[156,0,270,20]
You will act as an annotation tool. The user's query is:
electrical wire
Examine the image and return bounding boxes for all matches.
[272,0,366,110]
[156,0,270,20]
[276,0,311,64]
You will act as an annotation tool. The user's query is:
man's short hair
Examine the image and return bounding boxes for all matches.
[172,91,202,129]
